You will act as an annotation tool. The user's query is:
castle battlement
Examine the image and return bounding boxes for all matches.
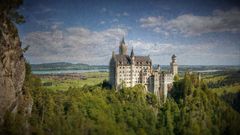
[109,38,178,102]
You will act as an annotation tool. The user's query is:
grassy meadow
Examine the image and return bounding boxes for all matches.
[38,70,240,95]
[40,72,108,91]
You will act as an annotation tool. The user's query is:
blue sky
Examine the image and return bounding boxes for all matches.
[17,0,240,65]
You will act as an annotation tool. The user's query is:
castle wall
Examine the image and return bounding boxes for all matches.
[148,76,154,93]
[111,60,176,101]
[110,39,178,101]
[170,62,178,76]
[109,58,116,87]
[116,65,151,88]
[153,71,160,100]
[160,73,173,102]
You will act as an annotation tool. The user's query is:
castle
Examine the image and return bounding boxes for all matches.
[109,38,178,101]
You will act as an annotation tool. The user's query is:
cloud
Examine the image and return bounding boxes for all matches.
[140,16,165,28]
[111,18,119,23]
[100,7,107,13]
[128,40,240,65]
[123,12,129,16]
[31,4,54,14]
[116,12,129,17]
[139,8,240,36]
[100,21,106,25]
[23,27,127,64]
[23,27,240,65]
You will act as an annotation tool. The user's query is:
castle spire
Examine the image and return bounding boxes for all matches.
[130,47,134,57]
[112,51,115,58]
[121,37,125,45]
[119,37,127,55]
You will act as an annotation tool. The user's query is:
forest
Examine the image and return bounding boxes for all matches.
[2,64,240,135]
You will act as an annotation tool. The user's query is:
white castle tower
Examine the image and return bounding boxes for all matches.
[170,54,178,76]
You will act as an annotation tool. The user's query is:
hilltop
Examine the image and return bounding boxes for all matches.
[31,62,108,71]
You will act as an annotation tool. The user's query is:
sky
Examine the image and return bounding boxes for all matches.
[17,0,240,65]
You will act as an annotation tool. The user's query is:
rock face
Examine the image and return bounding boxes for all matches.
[0,9,32,125]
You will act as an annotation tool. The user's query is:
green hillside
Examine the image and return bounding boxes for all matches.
[31,62,108,71]
[2,65,239,135]
[204,70,240,113]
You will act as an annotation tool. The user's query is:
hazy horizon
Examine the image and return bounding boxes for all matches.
[30,61,240,66]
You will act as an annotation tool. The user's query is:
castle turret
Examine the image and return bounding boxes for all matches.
[109,51,116,88]
[170,54,178,76]
[157,64,160,72]
[112,51,115,58]
[130,47,134,58]
[172,54,176,62]
[119,37,127,55]
[130,47,135,63]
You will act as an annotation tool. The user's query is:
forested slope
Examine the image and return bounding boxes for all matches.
[6,67,238,135]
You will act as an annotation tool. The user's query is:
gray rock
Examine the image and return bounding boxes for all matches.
[0,10,32,129]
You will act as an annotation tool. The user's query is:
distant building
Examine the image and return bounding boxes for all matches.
[109,38,178,102]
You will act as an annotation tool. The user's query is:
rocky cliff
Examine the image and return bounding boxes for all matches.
[0,0,32,132]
